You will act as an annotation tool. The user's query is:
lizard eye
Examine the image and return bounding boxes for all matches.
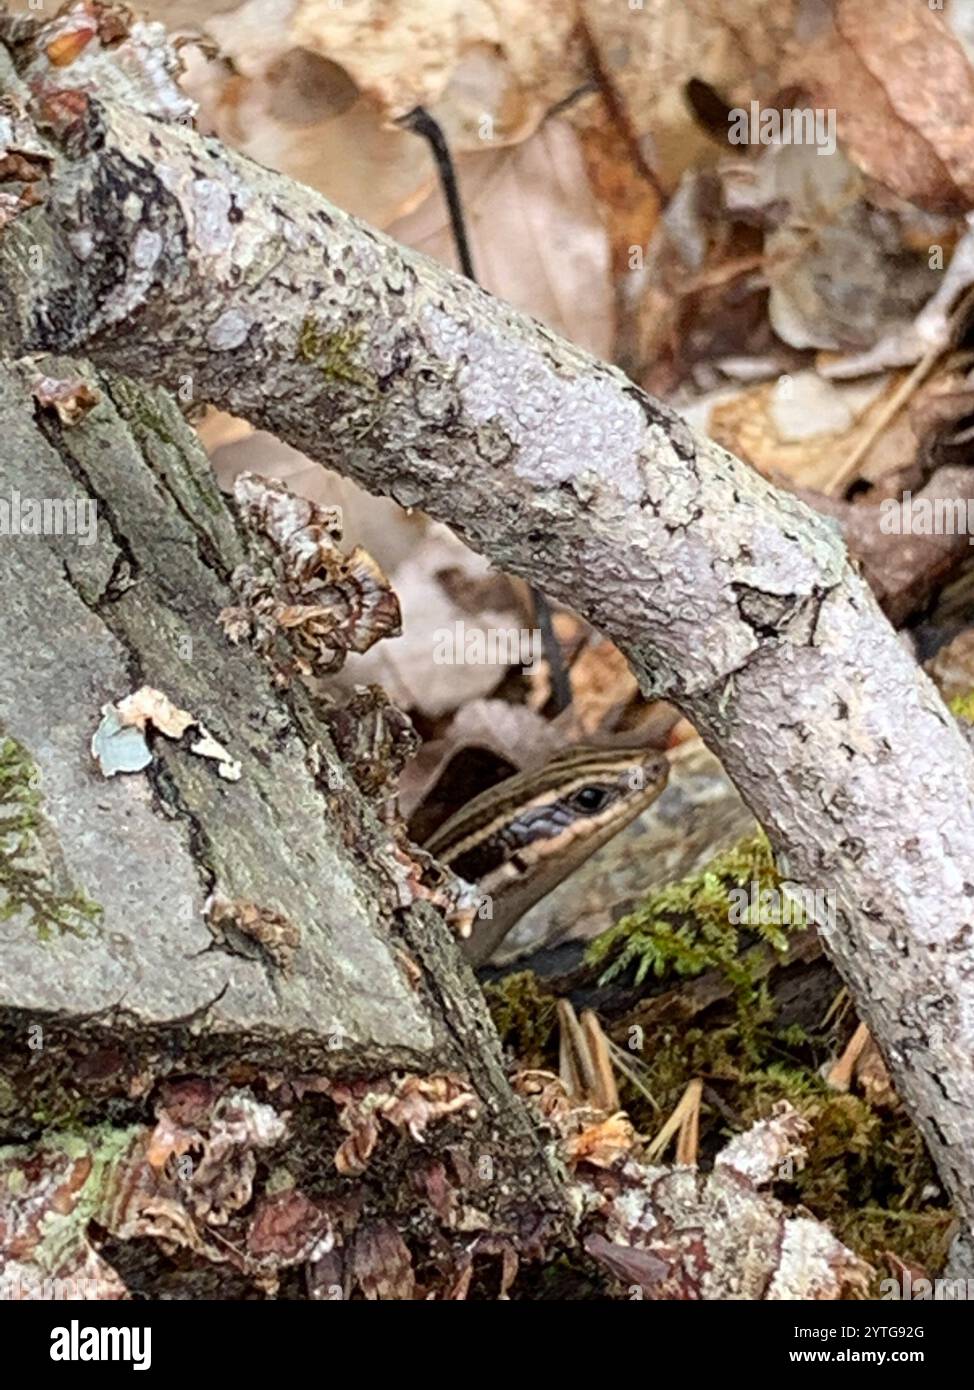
[569,784,614,814]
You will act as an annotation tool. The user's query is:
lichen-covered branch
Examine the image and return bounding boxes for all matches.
[3,11,974,1260]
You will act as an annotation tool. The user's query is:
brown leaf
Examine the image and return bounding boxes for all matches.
[388,120,615,358]
[292,0,585,144]
[707,370,899,493]
[792,0,974,212]
[584,1233,672,1297]
[411,1160,460,1225]
[246,1191,330,1264]
[563,1114,638,1170]
[342,530,523,719]
[580,0,801,190]
[330,1074,478,1176]
[190,58,434,229]
[156,1078,226,1129]
[793,467,974,626]
[350,1221,415,1301]
[334,1112,381,1178]
[380,1074,479,1142]
[145,1112,196,1173]
[307,1248,346,1301]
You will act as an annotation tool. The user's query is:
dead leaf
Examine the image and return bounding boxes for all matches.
[822,217,974,379]
[388,119,615,358]
[329,1074,478,1176]
[792,467,974,625]
[791,0,974,213]
[580,0,801,191]
[584,1234,672,1297]
[342,529,522,719]
[201,59,435,227]
[114,687,195,737]
[350,1220,415,1301]
[563,1113,638,1169]
[246,1190,331,1264]
[756,145,942,354]
[292,0,586,145]
[707,370,899,493]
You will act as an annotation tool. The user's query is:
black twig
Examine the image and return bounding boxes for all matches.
[398,107,476,281]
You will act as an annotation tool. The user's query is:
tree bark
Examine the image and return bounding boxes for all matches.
[0,347,571,1296]
[3,10,974,1262]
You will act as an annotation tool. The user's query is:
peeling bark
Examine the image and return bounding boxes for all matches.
[2,11,974,1265]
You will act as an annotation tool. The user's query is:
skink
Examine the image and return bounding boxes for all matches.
[424,744,670,965]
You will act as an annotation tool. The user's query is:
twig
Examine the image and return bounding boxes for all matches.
[825,1019,871,1092]
[606,1037,661,1114]
[581,1007,619,1112]
[645,1078,703,1164]
[823,349,942,495]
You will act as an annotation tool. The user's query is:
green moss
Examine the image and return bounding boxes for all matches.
[741,1073,950,1278]
[483,971,558,1067]
[0,736,101,939]
[0,1075,18,1118]
[584,832,799,1051]
[587,832,783,978]
[28,1087,89,1135]
[298,319,373,389]
[949,690,974,723]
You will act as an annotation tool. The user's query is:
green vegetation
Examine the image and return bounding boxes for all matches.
[0,735,101,939]
[487,831,951,1278]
